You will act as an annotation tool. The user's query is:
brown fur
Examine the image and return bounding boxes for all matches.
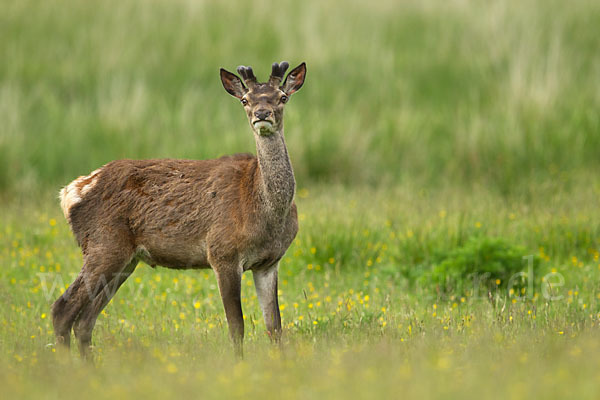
[52,62,306,359]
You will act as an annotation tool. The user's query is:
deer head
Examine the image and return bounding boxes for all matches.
[220,61,306,136]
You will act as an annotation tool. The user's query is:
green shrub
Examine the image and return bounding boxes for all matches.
[422,236,540,298]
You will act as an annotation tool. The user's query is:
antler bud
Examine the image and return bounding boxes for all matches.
[268,61,289,87]
[237,66,257,88]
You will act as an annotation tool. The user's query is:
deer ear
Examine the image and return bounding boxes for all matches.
[220,68,247,99]
[281,62,306,95]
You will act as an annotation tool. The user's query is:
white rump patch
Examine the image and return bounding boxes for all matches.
[81,168,101,196]
[59,184,81,220]
[59,167,103,220]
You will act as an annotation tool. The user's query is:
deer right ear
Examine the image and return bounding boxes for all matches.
[220,69,247,99]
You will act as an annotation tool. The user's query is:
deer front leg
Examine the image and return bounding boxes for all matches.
[214,267,244,358]
[253,264,282,342]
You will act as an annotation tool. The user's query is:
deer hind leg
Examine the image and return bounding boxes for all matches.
[51,273,87,350]
[253,264,282,342]
[73,257,138,359]
[214,266,244,358]
[51,225,135,356]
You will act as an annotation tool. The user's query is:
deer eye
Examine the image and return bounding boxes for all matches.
[241,98,248,106]
[280,95,288,104]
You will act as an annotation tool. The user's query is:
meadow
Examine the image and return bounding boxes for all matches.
[2,0,600,398]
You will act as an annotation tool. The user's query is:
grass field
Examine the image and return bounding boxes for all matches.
[2,0,600,398]
[3,187,600,398]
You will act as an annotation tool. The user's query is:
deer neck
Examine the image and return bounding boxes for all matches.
[254,129,295,217]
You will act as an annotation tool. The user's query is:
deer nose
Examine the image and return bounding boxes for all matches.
[254,109,271,120]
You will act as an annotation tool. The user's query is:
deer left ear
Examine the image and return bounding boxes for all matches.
[220,68,248,99]
[281,62,306,95]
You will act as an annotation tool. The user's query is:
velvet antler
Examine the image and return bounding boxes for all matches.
[236,65,257,89]
[268,61,289,87]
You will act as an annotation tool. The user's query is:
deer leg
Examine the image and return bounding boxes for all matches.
[214,267,244,358]
[52,260,112,352]
[73,258,138,359]
[253,264,282,342]
[51,273,87,350]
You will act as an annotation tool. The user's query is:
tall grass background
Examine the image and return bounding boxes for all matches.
[1,0,599,195]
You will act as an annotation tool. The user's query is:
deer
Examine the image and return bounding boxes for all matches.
[51,61,306,359]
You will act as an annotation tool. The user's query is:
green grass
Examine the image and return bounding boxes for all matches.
[2,0,600,398]
[2,185,600,399]
[1,0,600,193]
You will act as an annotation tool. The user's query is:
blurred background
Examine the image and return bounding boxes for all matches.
[2,0,599,197]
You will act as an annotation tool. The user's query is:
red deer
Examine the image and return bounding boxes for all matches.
[52,61,306,358]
